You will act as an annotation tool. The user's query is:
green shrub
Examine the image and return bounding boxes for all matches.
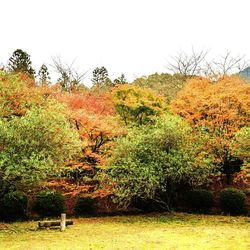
[186,189,214,213]
[1,191,28,221]
[106,115,211,210]
[74,195,97,216]
[35,190,65,217]
[220,188,247,215]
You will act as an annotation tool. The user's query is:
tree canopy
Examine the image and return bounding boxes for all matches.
[8,49,35,77]
[0,103,82,190]
[104,115,211,210]
[112,84,166,126]
[171,76,250,183]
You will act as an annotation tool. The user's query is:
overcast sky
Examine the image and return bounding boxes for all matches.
[1,0,250,85]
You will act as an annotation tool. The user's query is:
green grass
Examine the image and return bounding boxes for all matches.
[0,213,249,250]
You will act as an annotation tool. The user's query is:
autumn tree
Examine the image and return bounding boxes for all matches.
[55,91,125,184]
[171,76,250,183]
[133,73,186,103]
[0,71,43,118]
[8,49,35,77]
[59,91,124,154]
[112,84,166,126]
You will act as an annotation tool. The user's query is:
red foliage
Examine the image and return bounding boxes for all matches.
[44,179,95,214]
[56,91,114,116]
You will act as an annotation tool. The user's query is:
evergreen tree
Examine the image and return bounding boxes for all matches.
[114,73,127,85]
[57,72,71,90]
[91,66,109,86]
[8,49,35,77]
[37,64,50,85]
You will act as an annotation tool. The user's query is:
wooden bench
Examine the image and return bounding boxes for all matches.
[38,214,73,231]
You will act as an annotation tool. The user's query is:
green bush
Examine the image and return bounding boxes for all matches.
[0,191,28,221]
[35,190,65,217]
[106,115,211,210]
[74,195,97,216]
[220,188,247,215]
[186,189,214,213]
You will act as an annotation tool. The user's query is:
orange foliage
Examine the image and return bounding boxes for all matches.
[54,90,125,195]
[171,76,250,183]
[0,72,41,117]
[44,179,95,214]
[171,76,250,137]
[55,91,125,155]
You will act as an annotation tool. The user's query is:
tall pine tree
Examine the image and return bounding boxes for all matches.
[8,49,35,77]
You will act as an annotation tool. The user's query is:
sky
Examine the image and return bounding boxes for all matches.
[1,0,250,86]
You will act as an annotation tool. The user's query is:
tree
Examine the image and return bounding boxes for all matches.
[171,76,250,183]
[55,91,125,184]
[208,51,249,78]
[37,64,51,85]
[0,103,81,190]
[56,91,122,153]
[104,115,211,210]
[114,73,127,85]
[167,49,249,79]
[91,66,110,86]
[167,49,208,77]
[52,56,86,91]
[133,73,186,104]
[112,84,166,125]
[0,71,42,118]
[8,49,35,77]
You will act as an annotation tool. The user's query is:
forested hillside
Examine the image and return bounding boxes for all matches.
[0,49,249,220]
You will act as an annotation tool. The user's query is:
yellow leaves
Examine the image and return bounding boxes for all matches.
[112,84,167,125]
[112,84,163,108]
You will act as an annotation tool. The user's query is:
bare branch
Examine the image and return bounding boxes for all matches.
[212,51,249,76]
[51,56,87,91]
[167,49,208,77]
[168,49,249,80]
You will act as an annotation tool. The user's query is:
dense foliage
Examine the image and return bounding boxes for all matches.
[220,188,247,215]
[0,104,82,190]
[231,127,250,161]
[104,115,211,210]
[171,76,250,183]
[112,84,166,125]
[186,189,214,213]
[0,49,249,218]
[0,191,28,221]
[0,71,41,117]
[35,190,65,217]
[8,49,35,77]
[74,195,97,215]
[133,73,186,103]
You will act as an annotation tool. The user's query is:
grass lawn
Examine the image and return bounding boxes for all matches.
[0,213,249,250]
